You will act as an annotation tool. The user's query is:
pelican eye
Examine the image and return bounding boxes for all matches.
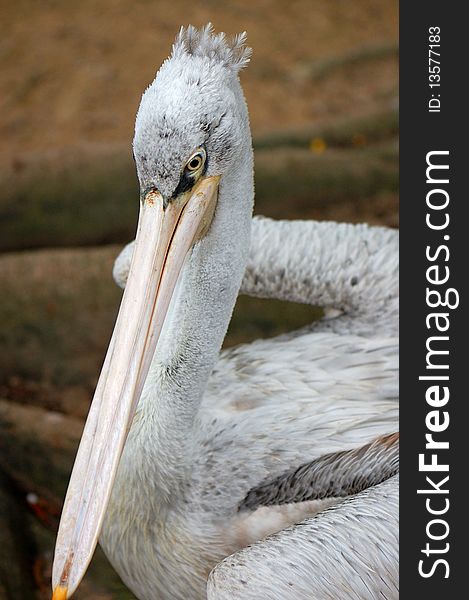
[185,149,206,174]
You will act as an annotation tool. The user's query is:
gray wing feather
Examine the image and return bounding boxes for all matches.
[239,432,399,511]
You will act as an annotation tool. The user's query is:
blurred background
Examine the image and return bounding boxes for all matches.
[0,1,398,598]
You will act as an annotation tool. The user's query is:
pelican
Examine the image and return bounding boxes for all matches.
[52,25,399,600]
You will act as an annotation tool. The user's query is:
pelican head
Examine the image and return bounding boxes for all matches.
[52,25,253,600]
[133,26,251,203]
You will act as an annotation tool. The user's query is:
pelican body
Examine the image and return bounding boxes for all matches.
[52,26,399,600]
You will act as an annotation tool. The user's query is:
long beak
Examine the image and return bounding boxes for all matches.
[51,176,220,600]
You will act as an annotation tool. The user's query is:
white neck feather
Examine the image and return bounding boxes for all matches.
[121,132,254,501]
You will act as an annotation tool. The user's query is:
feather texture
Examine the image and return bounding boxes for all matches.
[239,432,399,510]
[96,25,399,600]
[208,476,399,600]
[173,24,252,73]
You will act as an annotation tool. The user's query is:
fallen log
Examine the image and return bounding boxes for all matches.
[254,108,398,151]
[291,42,398,82]
[0,399,82,501]
[1,136,397,252]
[0,247,325,406]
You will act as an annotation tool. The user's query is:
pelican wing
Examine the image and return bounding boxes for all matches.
[240,216,398,336]
[207,475,399,600]
[113,216,398,336]
[191,330,398,520]
[239,432,398,511]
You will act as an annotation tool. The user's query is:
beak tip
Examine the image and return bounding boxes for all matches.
[52,585,68,600]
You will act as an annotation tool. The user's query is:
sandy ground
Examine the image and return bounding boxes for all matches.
[1,0,397,160]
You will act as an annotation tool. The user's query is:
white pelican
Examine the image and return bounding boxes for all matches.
[52,25,399,600]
